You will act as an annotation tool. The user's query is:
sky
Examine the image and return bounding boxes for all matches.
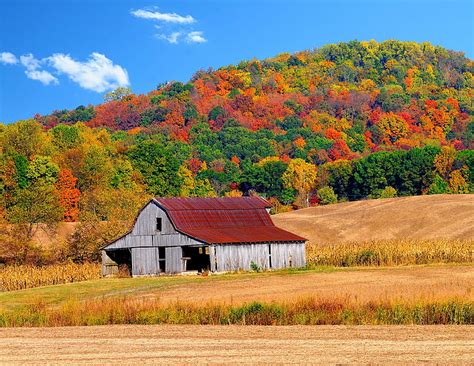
[0,0,473,123]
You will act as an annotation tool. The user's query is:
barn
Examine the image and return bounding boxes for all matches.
[101,197,307,276]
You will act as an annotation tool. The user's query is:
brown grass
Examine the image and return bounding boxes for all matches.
[273,194,474,245]
[1,325,472,365]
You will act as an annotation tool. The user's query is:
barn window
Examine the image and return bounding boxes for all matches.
[156,217,162,232]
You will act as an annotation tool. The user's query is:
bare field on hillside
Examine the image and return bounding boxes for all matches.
[1,325,472,364]
[273,194,474,245]
[142,265,473,305]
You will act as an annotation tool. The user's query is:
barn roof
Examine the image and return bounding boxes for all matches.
[154,197,306,244]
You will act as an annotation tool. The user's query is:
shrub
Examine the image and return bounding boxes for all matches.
[370,186,397,199]
[317,186,338,205]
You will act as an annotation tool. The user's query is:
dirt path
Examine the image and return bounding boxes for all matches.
[1,325,472,364]
[151,265,474,304]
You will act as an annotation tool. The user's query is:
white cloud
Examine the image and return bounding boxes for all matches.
[186,31,207,43]
[131,9,194,24]
[47,52,129,92]
[0,52,18,65]
[20,53,58,85]
[25,69,59,85]
[20,54,41,70]
[157,32,182,44]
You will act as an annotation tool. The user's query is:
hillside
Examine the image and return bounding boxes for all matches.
[273,194,474,245]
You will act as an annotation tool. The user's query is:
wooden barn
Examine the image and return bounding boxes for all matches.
[102,197,307,276]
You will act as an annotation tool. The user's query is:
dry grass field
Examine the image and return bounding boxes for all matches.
[1,265,472,310]
[144,265,473,305]
[273,194,474,245]
[1,325,472,364]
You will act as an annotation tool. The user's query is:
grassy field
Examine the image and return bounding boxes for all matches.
[0,264,472,326]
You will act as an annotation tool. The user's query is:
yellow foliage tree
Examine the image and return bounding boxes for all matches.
[282,158,317,207]
[178,166,216,198]
[448,169,470,194]
[434,146,456,179]
[378,112,409,143]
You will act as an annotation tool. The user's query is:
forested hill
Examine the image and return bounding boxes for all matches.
[36,40,473,148]
[1,41,473,232]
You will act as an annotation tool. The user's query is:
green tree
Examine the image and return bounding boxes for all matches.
[103,87,132,102]
[7,179,63,241]
[128,141,184,196]
[317,186,338,205]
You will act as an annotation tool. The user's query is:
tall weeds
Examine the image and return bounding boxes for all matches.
[0,263,101,291]
[308,239,473,267]
[0,296,471,327]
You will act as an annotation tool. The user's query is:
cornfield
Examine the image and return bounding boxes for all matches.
[0,263,101,292]
[0,296,472,327]
[307,239,473,267]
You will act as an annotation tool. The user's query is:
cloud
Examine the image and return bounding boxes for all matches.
[186,31,207,43]
[131,9,194,24]
[0,52,18,65]
[47,52,129,92]
[157,32,182,44]
[132,7,206,45]
[20,53,58,85]
[1,51,128,91]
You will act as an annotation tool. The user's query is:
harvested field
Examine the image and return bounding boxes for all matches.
[0,325,472,364]
[273,194,474,245]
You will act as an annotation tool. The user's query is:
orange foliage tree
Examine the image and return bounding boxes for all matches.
[56,169,81,222]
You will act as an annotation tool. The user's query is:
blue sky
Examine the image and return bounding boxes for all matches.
[1,0,473,123]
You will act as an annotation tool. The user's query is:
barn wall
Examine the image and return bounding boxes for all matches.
[165,247,183,273]
[214,244,270,272]
[214,242,306,272]
[131,247,160,276]
[270,242,306,269]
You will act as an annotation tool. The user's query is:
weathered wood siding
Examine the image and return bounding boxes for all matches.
[165,247,183,273]
[212,242,306,272]
[270,242,306,269]
[131,247,160,276]
[131,202,175,236]
[101,250,118,276]
[214,244,270,272]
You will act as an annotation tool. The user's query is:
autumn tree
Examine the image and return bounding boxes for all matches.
[377,112,409,143]
[103,87,132,102]
[56,169,81,222]
[282,158,317,207]
[6,179,63,242]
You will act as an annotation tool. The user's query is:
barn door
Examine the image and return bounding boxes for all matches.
[165,247,183,274]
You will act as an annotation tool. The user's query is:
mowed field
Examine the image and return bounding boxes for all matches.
[1,265,472,309]
[273,194,474,245]
[1,325,473,365]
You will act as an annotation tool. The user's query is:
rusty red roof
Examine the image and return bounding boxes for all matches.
[154,197,306,244]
